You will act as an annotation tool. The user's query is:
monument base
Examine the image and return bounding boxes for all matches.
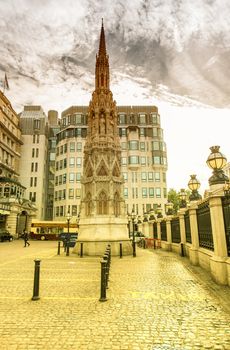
[72,216,133,256]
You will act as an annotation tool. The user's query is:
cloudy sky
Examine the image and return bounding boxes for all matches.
[1,0,230,193]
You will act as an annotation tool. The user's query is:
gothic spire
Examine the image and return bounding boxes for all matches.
[98,18,106,57]
[95,19,110,91]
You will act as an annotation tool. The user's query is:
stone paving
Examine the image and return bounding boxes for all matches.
[0,239,229,350]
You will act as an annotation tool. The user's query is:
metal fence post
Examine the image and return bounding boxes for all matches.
[66,242,70,256]
[119,242,122,258]
[80,242,83,258]
[99,259,107,302]
[57,241,61,255]
[32,259,41,301]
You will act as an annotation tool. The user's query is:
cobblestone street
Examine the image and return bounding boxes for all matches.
[0,240,229,350]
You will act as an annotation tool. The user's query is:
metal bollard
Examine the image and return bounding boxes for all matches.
[99,259,107,302]
[143,239,146,249]
[119,242,122,258]
[181,243,185,257]
[64,239,67,252]
[57,241,61,255]
[153,239,156,250]
[66,242,70,256]
[32,259,41,301]
[80,242,83,258]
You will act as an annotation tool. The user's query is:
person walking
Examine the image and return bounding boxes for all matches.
[23,230,30,247]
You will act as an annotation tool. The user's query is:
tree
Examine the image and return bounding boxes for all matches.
[167,188,180,214]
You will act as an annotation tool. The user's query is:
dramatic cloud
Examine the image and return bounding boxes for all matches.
[0,0,230,191]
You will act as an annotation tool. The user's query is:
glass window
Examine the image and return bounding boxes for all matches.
[124,188,128,198]
[76,128,82,136]
[153,156,161,165]
[140,157,146,165]
[63,174,66,184]
[64,144,67,153]
[141,172,147,182]
[153,128,158,137]
[76,189,81,198]
[121,128,126,136]
[76,158,82,167]
[152,141,160,151]
[119,114,126,124]
[140,142,145,151]
[75,114,82,124]
[148,172,153,181]
[58,175,62,185]
[60,160,63,169]
[69,189,74,199]
[128,156,139,164]
[32,148,35,157]
[163,188,167,198]
[76,173,81,182]
[70,142,75,152]
[142,188,147,198]
[163,172,166,182]
[121,142,127,150]
[35,163,38,172]
[129,141,139,150]
[149,188,154,198]
[69,157,75,167]
[63,159,67,168]
[30,177,33,187]
[140,128,145,136]
[156,188,161,198]
[139,114,146,124]
[60,145,63,154]
[122,172,128,181]
[77,142,82,151]
[31,163,34,172]
[121,157,127,165]
[69,173,75,183]
[155,172,160,181]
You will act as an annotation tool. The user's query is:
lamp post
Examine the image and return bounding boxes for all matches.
[206,145,229,186]
[188,174,202,201]
[66,211,71,236]
[131,209,136,257]
[149,209,155,221]
[127,213,131,238]
[143,212,149,222]
[157,205,163,218]
[179,189,187,208]
[76,213,80,230]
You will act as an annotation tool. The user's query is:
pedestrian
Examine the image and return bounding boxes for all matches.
[23,230,30,247]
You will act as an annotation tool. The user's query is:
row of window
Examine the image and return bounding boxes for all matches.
[32,134,40,144]
[124,187,167,199]
[55,204,79,217]
[54,188,81,201]
[32,148,39,158]
[119,127,163,138]
[31,162,38,172]
[118,113,160,125]
[30,177,37,187]
[57,128,87,143]
[121,156,167,166]
[121,140,166,151]
[62,114,86,127]
[56,142,82,155]
[56,158,82,171]
[122,172,166,182]
[55,173,81,185]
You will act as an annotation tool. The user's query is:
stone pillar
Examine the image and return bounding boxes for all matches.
[189,204,199,265]
[142,221,149,238]
[178,209,186,244]
[157,220,161,240]
[209,196,228,285]
[165,218,172,251]
[6,211,18,237]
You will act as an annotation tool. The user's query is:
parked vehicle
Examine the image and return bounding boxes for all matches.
[0,230,13,242]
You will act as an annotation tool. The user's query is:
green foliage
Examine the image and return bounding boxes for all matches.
[167,188,191,214]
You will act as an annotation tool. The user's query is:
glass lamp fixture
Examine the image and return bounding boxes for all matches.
[157,205,163,218]
[143,212,149,222]
[206,146,229,185]
[149,209,155,221]
[188,174,202,201]
[179,189,187,208]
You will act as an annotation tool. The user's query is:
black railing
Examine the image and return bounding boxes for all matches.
[160,220,167,241]
[197,201,214,251]
[184,211,192,244]
[171,217,181,243]
[153,222,158,239]
[222,196,230,257]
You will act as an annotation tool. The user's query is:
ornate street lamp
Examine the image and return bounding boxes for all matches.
[224,182,230,197]
[188,174,202,201]
[131,209,136,257]
[149,209,155,221]
[165,201,173,215]
[179,189,187,208]
[206,146,229,186]
[143,212,149,222]
[66,211,71,236]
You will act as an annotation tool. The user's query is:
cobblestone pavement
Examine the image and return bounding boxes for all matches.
[0,240,229,350]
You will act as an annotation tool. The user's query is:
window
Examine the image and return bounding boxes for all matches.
[69,173,75,183]
[119,114,126,124]
[155,172,160,182]
[77,142,82,151]
[121,157,127,165]
[70,142,75,152]
[34,177,37,187]
[148,172,153,181]
[56,162,59,171]
[56,147,59,156]
[142,188,147,198]
[76,173,81,182]
[63,159,67,168]
[163,172,166,182]
[128,156,139,164]
[69,157,75,167]
[141,172,147,182]
[152,141,160,151]
[63,174,66,184]
[76,158,82,167]
[60,146,63,154]
[128,141,139,150]
[36,148,39,157]
[124,188,128,198]
[59,175,62,185]
[64,144,67,153]
[140,157,146,165]
[140,128,145,136]
[121,128,126,136]
[122,173,128,182]
[153,128,158,137]
[76,189,81,198]
[76,128,82,136]
[75,114,82,124]
[69,189,74,199]
[33,135,36,143]
[31,163,34,172]
[139,114,146,124]
[156,188,161,198]
[163,188,167,198]
[30,177,33,187]
[121,142,127,150]
[35,163,38,172]
[149,188,154,198]
[55,176,58,185]
[34,119,40,129]
[153,156,161,165]
[140,142,145,151]
[32,148,35,157]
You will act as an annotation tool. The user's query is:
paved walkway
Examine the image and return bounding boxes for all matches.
[0,240,229,350]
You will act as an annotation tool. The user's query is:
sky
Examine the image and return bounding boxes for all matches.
[0,0,230,194]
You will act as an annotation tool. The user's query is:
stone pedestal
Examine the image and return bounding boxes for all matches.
[73,216,132,256]
[210,256,228,285]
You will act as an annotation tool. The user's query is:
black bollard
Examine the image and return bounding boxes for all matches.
[32,259,41,301]
[153,239,156,250]
[99,259,107,302]
[181,243,185,257]
[133,240,136,257]
[66,242,70,256]
[80,242,83,258]
[119,242,122,258]
[57,241,61,255]
[64,239,67,252]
